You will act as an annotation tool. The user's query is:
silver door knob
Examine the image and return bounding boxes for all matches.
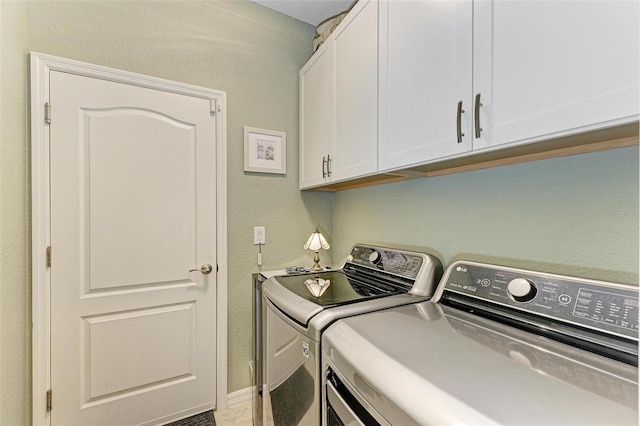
[189,264,213,274]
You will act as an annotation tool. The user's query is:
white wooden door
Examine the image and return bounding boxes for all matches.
[331,0,378,182]
[49,70,217,425]
[299,44,333,189]
[378,0,473,171]
[473,0,640,150]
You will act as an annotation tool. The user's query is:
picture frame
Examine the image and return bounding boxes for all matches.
[243,126,286,174]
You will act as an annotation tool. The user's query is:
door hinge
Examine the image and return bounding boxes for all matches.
[44,102,51,124]
[46,389,52,412]
[210,100,216,116]
[46,246,52,268]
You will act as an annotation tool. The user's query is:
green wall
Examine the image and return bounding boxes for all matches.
[333,145,639,285]
[0,1,332,424]
[1,1,637,425]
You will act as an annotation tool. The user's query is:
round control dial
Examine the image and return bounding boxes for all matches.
[507,278,537,302]
[368,251,382,265]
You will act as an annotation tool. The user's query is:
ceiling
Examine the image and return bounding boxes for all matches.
[251,0,356,26]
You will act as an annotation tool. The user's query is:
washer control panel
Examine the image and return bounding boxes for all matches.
[441,262,639,340]
[345,245,424,280]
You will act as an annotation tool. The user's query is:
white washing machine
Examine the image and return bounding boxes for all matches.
[260,244,442,425]
[322,260,638,425]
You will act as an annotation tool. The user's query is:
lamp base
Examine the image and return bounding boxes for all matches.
[311,251,322,271]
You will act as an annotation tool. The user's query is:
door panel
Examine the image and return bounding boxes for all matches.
[300,46,333,189]
[84,303,195,399]
[379,0,473,171]
[85,109,196,290]
[332,0,378,181]
[50,70,217,425]
[473,0,639,150]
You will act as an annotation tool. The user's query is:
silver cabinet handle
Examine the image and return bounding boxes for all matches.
[456,101,465,143]
[322,156,327,178]
[474,93,483,138]
[326,154,331,177]
[189,264,213,274]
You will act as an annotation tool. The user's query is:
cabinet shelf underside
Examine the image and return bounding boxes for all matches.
[308,123,639,192]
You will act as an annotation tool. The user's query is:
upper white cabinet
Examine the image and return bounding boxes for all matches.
[379,0,639,171]
[300,43,333,189]
[378,0,473,171]
[299,0,378,189]
[332,0,378,182]
[473,0,639,150]
[300,0,639,190]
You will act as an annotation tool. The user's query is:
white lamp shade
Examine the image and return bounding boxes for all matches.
[304,230,330,251]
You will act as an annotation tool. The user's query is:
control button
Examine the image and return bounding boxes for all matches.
[480,278,491,287]
[507,278,537,302]
[558,294,572,305]
[369,251,382,265]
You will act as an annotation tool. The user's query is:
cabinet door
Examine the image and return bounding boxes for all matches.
[378,0,473,171]
[473,0,639,151]
[299,44,333,189]
[330,0,378,182]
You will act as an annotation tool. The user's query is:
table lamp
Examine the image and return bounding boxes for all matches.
[304,228,330,271]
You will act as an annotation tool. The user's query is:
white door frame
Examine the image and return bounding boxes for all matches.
[30,52,228,425]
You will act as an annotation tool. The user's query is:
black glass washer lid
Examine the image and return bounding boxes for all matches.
[274,271,405,308]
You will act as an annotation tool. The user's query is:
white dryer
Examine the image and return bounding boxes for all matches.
[322,260,638,425]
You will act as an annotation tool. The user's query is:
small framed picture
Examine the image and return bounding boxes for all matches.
[244,127,287,174]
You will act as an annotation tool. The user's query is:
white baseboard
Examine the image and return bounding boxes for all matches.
[226,386,253,408]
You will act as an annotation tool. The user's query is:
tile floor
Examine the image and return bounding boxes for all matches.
[214,400,253,425]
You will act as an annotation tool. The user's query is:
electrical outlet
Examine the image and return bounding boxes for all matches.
[254,226,266,245]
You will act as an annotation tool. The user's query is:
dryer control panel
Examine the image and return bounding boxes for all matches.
[438,261,639,341]
[345,245,425,280]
